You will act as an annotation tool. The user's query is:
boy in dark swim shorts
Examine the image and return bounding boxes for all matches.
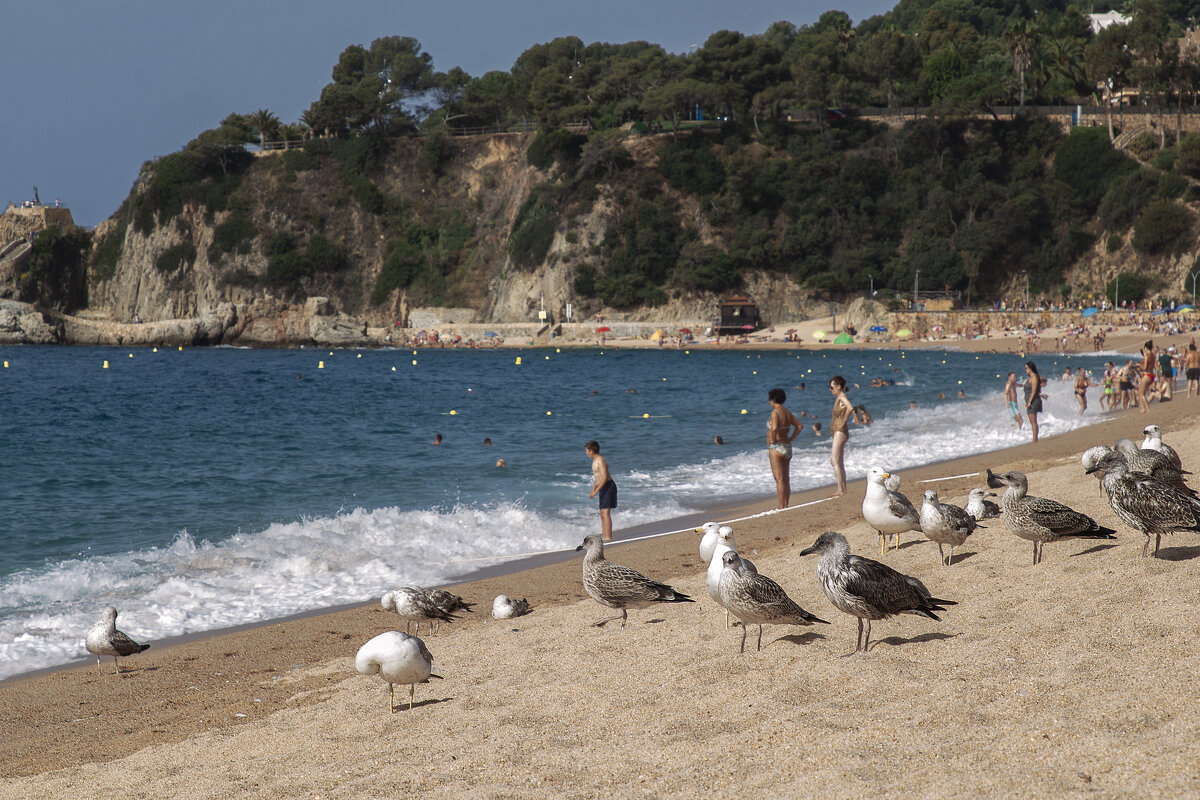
[586,440,617,541]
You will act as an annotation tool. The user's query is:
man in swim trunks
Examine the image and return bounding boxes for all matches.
[586,440,617,541]
[1004,372,1023,429]
[1185,343,1200,397]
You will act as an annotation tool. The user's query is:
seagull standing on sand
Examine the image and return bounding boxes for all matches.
[426,589,475,631]
[799,532,956,656]
[491,595,531,619]
[1141,425,1182,470]
[355,631,441,713]
[1115,439,1192,493]
[965,488,1001,521]
[702,525,757,628]
[382,587,459,633]
[85,606,150,675]
[1085,450,1200,557]
[577,534,694,627]
[716,551,828,653]
[919,490,978,566]
[862,466,922,555]
[986,469,1117,564]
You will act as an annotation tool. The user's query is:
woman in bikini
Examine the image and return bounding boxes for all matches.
[1136,340,1156,414]
[766,388,802,509]
[1073,369,1090,415]
[1024,361,1044,443]
[829,375,855,497]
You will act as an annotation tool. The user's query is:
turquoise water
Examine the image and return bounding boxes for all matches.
[0,343,1114,678]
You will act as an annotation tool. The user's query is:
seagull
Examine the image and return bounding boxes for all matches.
[1081,446,1115,496]
[704,525,757,629]
[716,551,829,653]
[491,595,531,619]
[919,490,978,566]
[696,521,721,564]
[577,534,694,627]
[1115,439,1192,494]
[800,531,956,656]
[884,472,902,493]
[355,631,442,713]
[381,587,459,634]
[84,606,150,675]
[986,469,1116,564]
[862,466,921,555]
[1140,425,1182,470]
[425,589,475,632]
[965,488,1001,521]
[1085,450,1200,557]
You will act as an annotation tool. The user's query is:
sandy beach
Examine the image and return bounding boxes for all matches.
[3,357,1200,797]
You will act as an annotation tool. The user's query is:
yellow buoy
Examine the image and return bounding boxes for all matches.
[357,354,362,358]
[318,361,325,369]
[450,410,457,416]
[556,348,561,353]
[412,360,417,365]
[545,356,550,360]
[3,361,8,368]
[178,346,182,351]
[129,353,133,358]
[153,347,158,352]
[103,361,109,369]
[391,366,397,371]
[643,413,650,418]
[752,371,757,375]
[515,357,522,365]
[741,409,748,415]
[546,410,552,416]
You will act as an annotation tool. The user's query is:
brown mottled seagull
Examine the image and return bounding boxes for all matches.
[716,550,828,653]
[986,469,1116,564]
[800,531,955,656]
[576,534,693,627]
[1085,449,1200,557]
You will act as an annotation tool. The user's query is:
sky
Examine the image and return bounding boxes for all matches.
[3,1,895,228]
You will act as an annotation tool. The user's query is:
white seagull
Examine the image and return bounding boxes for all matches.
[355,631,441,713]
[862,466,922,555]
[491,595,531,619]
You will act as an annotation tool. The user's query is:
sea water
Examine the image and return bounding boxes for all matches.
[0,344,1115,679]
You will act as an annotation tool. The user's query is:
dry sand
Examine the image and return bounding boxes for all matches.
[3,379,1200,798]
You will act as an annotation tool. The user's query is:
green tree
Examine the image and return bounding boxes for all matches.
[250,109,280,151]
[1004,20,1037,107]
[1085,23,1131,141]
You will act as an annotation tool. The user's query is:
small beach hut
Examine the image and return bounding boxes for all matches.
[716,296,761,335]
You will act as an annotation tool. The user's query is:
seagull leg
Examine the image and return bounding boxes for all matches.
[756,624,763,652]
[893,534,902,552]
[948,545,955,566]
[96,656,102,676]
[880,533,886,556]
[1031,542,1038,565]
[725,609,730,629]
[842,618,864,657]
[114,657,121,675]
[1142,536,1151,557]
[389,683,395,714]
[409,684,415,711]
[937,543,945,566]
[591,613,624,627]
[1155,534,1162,557]
[739,624,747,654]
[863,620,873,652]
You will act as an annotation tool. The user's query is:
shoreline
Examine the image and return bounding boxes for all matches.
[4,391,1199,787]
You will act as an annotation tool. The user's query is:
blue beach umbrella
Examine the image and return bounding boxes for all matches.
[484,331,499,337]
[1081,307,1098,317]
[870,325,887,332]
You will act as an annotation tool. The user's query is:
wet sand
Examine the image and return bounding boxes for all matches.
[2,382,1199,797]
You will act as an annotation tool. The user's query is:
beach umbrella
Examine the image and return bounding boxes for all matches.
[650,329,664,341]
[1150,308,1169,316]
[1081,307,1098,317]
[834,332,854,344]
[741,324,756,330]
[870,325,887,332]
[812,330,827,339]
[597,326,611,332]
[1178,306,1196,314]
[896,328,912,338]
[484,331,498,337]
[678,327,692,334]
[785,328,797,334]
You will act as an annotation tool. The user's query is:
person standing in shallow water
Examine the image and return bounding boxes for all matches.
[585,440,617,541]
[766,388,802,508]
[1024,361,1044,443]
[829,375,854,497]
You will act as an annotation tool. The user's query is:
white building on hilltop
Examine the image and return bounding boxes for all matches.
[1088,11,1130,34]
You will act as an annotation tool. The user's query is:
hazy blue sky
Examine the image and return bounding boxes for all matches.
[3,1,894,227]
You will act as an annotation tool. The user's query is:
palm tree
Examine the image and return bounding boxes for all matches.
[1004,21,1037,107]
[250,109,280,152]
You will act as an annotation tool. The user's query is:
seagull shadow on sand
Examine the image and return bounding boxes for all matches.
[389,697,454,713]
[1069,543,1120,557]
[772,631,828,648]
[870,631,958,652]
[1155,544,1200,562]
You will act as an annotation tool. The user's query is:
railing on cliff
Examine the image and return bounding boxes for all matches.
[254,121,590,152]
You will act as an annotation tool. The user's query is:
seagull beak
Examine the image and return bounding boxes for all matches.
[693,527,704,534]
[880,472,891,480]
[575,544,584,552]
[799,544,818,556]
[1084,466,1100,475]
[987,492,997,497]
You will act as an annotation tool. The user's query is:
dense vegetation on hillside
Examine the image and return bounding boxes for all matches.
[66,0,1200,315]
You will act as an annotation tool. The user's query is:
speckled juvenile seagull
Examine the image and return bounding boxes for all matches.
[717,551,828,653]
[986,469,1116,564]
[919,490,978,566]
[1085,450,1200,557]
[704,525,757,629]
[1115,439,1192,494]
[85,606,150,675]
[862,467,922,555]
[577,534,694,627]
[382,587,459,633]
[800,531,956,656]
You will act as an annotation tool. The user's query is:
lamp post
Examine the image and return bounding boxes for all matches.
[1190,269,1199,306]
[868,275,874,297]
[913,270,919,308]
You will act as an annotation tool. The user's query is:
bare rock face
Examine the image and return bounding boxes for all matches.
[0,300,60,344]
